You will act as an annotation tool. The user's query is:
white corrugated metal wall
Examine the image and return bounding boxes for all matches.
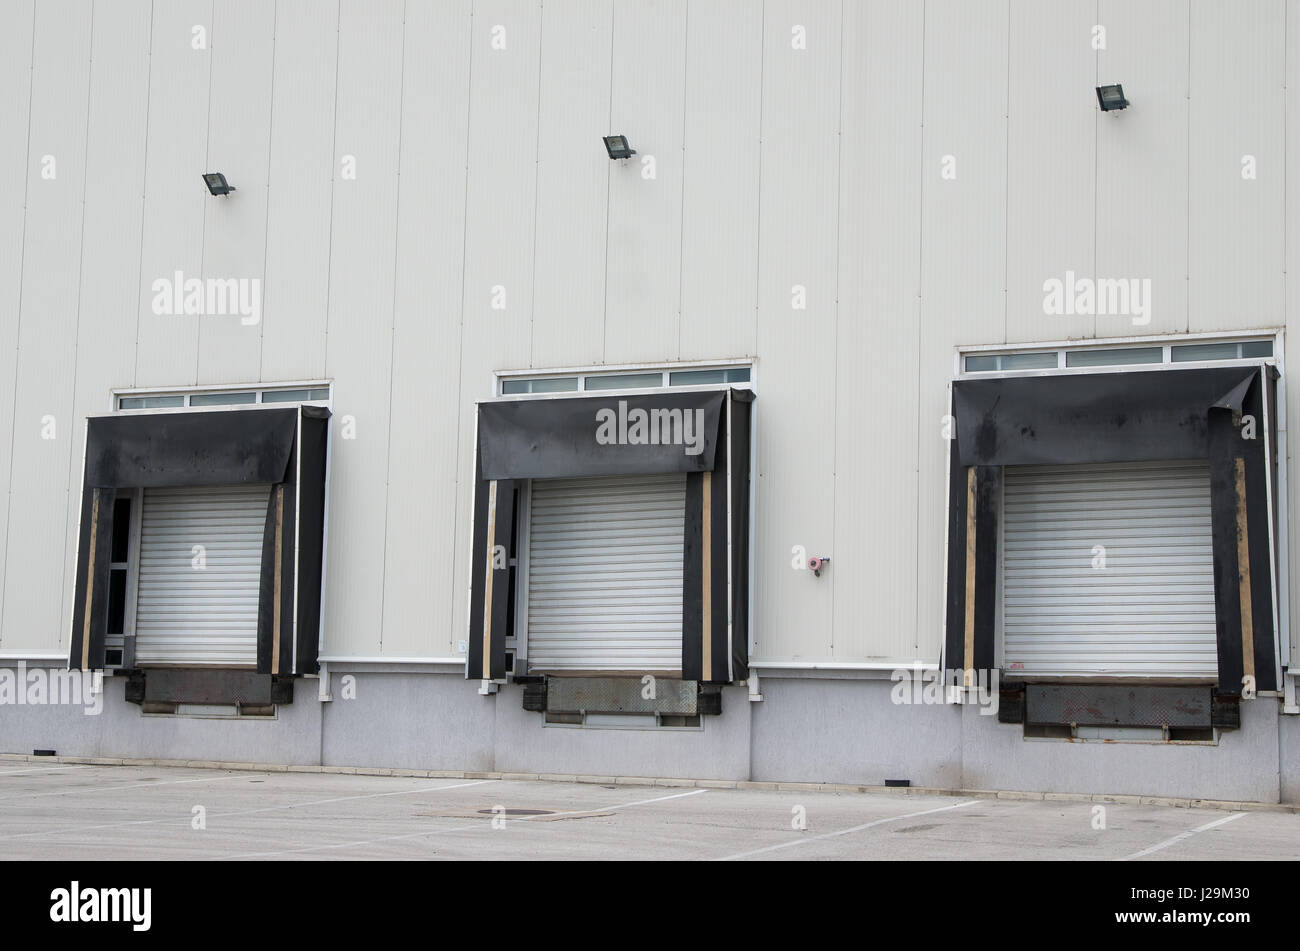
[0,1,1293,671]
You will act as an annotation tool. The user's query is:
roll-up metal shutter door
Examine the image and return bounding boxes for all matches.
[134,483,271,668]
[1003,460,1218,679]
[526,473,686,672]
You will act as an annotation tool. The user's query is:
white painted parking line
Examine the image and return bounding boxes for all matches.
[0,764,95,777]
[540,787,708,819]
[607,789,708,808]
[1120,811,1246,861]
[0,772,248,806]
[716,800,977,861]
[0,778,494,841]
[222,786,708,859]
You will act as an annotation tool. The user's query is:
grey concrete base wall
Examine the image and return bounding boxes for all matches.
[3,667,1299,802]
[1279,713,1300,803]
[321,672,495,772]
[959,695,1281,803]
[0,674,321,766]
[749,678,962,788]
[749,678,1294,803]
[491,683,750,780]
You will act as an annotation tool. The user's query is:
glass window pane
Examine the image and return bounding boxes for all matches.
[501,377,579,394]
[261,387,332,402]
[583,372,664,390]
[189,391,257,406]
[1000,351,1057,370]
[261,389,311,402]
[963,355,999,371]
[1171,342,1239,362]
[1065,347,1162,367]
[106,570,127,636]
[111,498,132,563]
[527,377,580,393]
[118,395,184,409]
[669,367,752,385]
[1241,340,1274,358]
[669,369,725,384]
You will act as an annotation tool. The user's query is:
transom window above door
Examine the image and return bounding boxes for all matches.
[497,363,752,396]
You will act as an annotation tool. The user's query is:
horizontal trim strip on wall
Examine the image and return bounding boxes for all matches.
[316,656,466,666]
[747,660,940,671]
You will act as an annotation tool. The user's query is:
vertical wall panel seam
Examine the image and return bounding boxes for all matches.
[1091,0,1098,340]
[528,0,544,367]
[751,0,764,654]
[753,0,765,364]
[828,0,844,656]
[321,0,342,371]
[1282,0,1289,778]
[58,0,98,651]
[681,0,691,363]
[0,3,40,647]
[377,0,409,654]
[449,0,474,646]
[195,0,216,385]
[131,2,157,387]
[1001,0,1010,344]
[67,0,97,493]
[601,0,615,363]
[256,0,280,382]
[1185,0,1191,332]
[1280,0,1287,326]
[913,0,927,657]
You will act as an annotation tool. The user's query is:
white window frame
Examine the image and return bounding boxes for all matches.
[948,330,1287,685]
[492,360,757,676]
[494,358,756,398]
[955,330,1281,379]
[111,380,333,412]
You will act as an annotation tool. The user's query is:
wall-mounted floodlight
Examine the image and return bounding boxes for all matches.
[1096,84,1129,112]
[202,172,236,196]
[603,135,636,160]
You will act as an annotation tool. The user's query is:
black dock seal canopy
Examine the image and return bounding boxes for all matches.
[945,365,1279,696]
[952,366,1257,466]
[477,390,726,479]
[468,388,752,684]
[83,409,299,487]
[68,406,330,684]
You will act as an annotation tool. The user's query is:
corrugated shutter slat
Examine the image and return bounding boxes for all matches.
[135,484,270,668]
[1003,460,1218,679]
[527,474,685,672]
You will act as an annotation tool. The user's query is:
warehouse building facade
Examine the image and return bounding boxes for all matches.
[2,0,1300,803]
